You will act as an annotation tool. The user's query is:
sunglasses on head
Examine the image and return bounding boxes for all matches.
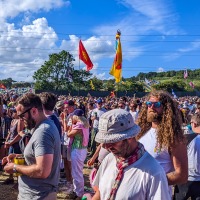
[18,107,32,119]
[146,101,161,108]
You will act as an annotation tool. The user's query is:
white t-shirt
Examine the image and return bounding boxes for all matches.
[93,151,171,200]
[139,128,174,196]
[187,135,200,181]
[98,147,110,163]
[91,108,106,129]
[129,110,138,122]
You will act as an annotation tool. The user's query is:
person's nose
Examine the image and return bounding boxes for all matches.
[150,104,154,109]
[149,103,156,109]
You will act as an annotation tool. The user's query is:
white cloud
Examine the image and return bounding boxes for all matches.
[60,35,114,66]
[157,67,164,72]
[0,18,58,81]
[94,72,106,80]
[0,0,70,19]
[90,63,107,80]
[92,0,181,63]
[0,0,188,81]
[178,40,200,53]
[163,39,200,61]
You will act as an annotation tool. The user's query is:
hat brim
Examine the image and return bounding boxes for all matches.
[95,124,141,144]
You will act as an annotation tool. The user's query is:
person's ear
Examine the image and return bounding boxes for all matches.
[31,107,37,116]
[193,122,198,128]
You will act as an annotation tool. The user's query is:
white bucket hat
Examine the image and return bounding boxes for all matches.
[95,109,141,144]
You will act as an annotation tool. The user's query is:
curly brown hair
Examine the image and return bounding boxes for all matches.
[136,90,184,149]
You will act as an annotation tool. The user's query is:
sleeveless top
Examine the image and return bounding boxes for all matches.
[139,127,174,173]
[9,120,18,141]
[139,127,174,196]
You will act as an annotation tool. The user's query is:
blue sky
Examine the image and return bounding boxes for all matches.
[0,0,200,82]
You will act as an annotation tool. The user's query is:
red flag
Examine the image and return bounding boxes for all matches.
[0,83,6,89]
[79,40,93,71]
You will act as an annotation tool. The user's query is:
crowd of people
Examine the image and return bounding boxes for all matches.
[0,90,200,200]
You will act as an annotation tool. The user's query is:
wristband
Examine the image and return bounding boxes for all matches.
[13,164,18,173]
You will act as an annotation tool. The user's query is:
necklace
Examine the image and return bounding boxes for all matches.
[154,141,162,153]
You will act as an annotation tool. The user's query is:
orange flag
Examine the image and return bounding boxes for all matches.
[79,40,93,71]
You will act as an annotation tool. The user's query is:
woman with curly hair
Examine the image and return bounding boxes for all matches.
[137,90,188,197]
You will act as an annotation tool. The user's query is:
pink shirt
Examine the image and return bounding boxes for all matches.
[72,122,89,147]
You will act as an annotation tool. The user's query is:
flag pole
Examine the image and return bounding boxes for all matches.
[78,54,80,96]
[78,38,81,96]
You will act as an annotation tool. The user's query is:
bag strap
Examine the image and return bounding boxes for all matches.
[184,133,198,146]
[19,133,32,153]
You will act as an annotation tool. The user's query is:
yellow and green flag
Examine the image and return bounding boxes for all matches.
[109,30,122,83]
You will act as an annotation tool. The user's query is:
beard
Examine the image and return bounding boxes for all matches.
[147,111,162,123]
[109,140,130,158]
[25,113,36,130]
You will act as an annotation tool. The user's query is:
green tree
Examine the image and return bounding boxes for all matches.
[0,78,14,88]
[70,69,91,91]
[114,80,144,92]
[152,79,186,92]
[103,79,115,91]
[33,50,74,90]
[33,50,92,91]
[12,82,32,88]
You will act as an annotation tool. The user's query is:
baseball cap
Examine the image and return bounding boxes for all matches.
[96,99,103,104]
[95,109,141,144]
[12,94,18,100]
[73,109,84,116]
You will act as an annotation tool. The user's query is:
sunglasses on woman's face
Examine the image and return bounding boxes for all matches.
[146,101,161,108]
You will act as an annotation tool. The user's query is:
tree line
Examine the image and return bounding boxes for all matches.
[1,50,200,92]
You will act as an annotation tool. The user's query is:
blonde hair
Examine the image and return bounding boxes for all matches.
[73,115,89,128]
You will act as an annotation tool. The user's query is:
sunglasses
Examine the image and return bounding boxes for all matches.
[18,107,32,119]
[146,101,161,108]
